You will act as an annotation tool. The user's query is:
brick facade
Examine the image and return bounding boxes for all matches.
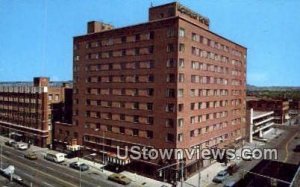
[59,2,246,180]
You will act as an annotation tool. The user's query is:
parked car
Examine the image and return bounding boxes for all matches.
[212,170,229,183]
[226,163,239,175]
[69,162,89,171]
[223,180,237,187]
[5,140,16,147]
[108,173,132,185]
[17,143,28,150]
[44,152,65,163]
[24,152,38,160]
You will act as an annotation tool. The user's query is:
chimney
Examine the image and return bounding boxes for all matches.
[87,21,114,34]
[33,77,49,87]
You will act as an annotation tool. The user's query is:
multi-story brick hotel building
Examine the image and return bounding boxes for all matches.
[0,77,72,147]
[69,2,246,179]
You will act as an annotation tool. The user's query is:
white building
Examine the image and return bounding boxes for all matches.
[247,109,274,143]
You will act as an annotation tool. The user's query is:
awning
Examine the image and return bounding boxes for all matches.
[66,145,81,151]
[106,152,130,166]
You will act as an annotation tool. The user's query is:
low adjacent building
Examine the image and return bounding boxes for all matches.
[0,77,72,147]
[247,98,289,124]
[289,100,300,117]
[247,109,274,143]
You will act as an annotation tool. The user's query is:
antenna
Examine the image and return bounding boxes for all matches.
[150,2,153,7]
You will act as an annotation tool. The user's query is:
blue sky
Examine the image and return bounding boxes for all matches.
[0,0,299,86]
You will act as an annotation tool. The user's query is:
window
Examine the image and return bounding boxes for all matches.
[178,73,184,82]
[167,28,176,37]
[166,74,176,83]
[178,58,184,68]
[190,89,195,97]
[148,75,154,82]
[166,89,176,98]
[147,131,153,139]
[147,117,153,124]
[178,118,184,127]
[133,102,139,109]
[179,43,185,52]
[177,89,184,97]
[191,103,195,110]
[133,115,139,123]
[135,34,140,41]
[190,116,196,124]
[133,129,139,136]
[147,88,154,96]
[167,44,174,52]
[148,46,154,54]
[55,94,59,101]
[166,119,174,128]
[120,127,125,134]
[192,33,199,42]
[121,36,127,43]
[177,133,183,142]
[120,114,125,121]
[147,103,153,111]
[190,131,195,137]
[122,49,126,56]
[179,28,185,37]
[166,58,176,68]
[166,104,175,112]
[135,48,140,55]
[150,31,154,39]
[178,104,184,112]
[133,88,138,96]
[74,55,80,61]
[166,133,174,142]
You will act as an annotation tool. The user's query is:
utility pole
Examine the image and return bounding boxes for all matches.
[0,144,2,169]
[180,160,184,187]
[198,169,201,187]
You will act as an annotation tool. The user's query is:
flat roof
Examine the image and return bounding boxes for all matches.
[75,16,246,49]
[253,110,274,118]
[235,160,299,187]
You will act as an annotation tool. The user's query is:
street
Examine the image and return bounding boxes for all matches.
[0,144,120,187]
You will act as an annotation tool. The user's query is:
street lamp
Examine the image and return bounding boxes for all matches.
[79,153,97,187]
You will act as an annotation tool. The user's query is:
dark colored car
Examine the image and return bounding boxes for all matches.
[226,163,239,175]
[212,170,229,183]
[69,162,89,171]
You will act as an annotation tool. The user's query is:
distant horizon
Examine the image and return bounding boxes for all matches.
[1,0,300,86]
[0,80,298,88]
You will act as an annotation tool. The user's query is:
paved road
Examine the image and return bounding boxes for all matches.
[0,144,120,187]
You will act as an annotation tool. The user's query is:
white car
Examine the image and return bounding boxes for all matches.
[17,143,28,150]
